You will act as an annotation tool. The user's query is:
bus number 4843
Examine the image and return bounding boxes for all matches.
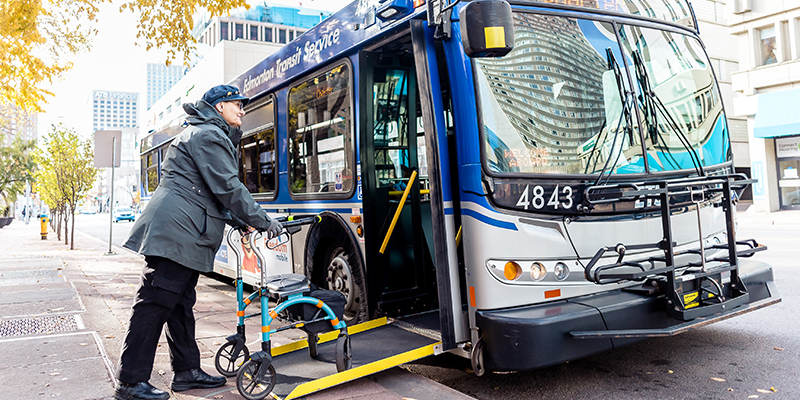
[516,185,573,210]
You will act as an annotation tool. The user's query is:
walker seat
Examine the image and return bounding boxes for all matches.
[265,274,310,298]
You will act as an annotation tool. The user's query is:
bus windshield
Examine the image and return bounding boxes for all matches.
[478,13,729,176]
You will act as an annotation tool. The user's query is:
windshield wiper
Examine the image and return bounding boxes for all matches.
[632,50,704,177]
[592,48,634,186]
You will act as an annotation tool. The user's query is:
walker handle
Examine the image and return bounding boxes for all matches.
[265,215,322,249]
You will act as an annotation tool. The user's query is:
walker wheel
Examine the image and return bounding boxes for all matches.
[215,341,250,377]
[308,332,319,359]
[335,334,352,372]
[236,360,276,400]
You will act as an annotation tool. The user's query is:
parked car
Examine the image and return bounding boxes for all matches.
[81,206,98,215]
[113,207,135,223]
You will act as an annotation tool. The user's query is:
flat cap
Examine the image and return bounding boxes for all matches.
[202,85,250,107]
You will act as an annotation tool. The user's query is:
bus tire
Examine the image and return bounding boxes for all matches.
[470,338,486,377]
[305,212,368,325]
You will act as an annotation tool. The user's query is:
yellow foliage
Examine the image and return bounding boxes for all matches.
[1,0,247,112]
[121,0,249,65]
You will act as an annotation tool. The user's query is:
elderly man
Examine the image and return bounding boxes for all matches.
[115,85,282,400]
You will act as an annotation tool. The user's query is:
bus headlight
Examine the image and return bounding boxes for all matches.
[554,262,570,281]
[530,262,546,281]
[504,261,522,281]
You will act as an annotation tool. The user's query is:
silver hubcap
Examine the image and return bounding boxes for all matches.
[326,248,358,322]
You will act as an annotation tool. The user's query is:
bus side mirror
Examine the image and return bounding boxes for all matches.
[459,0,514,58]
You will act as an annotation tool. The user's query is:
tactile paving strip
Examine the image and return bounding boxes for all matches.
[0,315,80,337]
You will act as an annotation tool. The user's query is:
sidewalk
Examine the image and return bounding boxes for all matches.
[736,203,800,225]
[0,219,474,400]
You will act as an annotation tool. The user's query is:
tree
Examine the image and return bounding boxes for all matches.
[0,135,36,209]
[35,149,66,241]
[1,0,247,113]
[38,124,97,249]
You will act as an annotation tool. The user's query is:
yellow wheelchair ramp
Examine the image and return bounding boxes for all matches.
[268,317,440,400]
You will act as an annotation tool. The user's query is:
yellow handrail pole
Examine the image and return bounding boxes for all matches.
[388,189,430,196]
[455,226,462,247]
[380,170,418,254]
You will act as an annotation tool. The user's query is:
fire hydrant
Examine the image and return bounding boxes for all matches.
[40,215,48,240]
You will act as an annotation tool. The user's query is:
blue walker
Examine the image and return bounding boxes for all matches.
[213,216,351,400]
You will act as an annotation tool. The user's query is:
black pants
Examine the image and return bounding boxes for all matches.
[117,256,201,384]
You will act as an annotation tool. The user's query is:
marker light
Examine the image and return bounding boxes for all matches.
[379,8,398,19]
[554,262,570,281]
[504,261,522,281]
[376,0,411,21]
[530,262,546,281]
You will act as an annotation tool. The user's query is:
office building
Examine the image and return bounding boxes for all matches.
[0,103,37,146]
[194,5,332,49]
[91,90,140,210]
[146,64,187,110]
[727,2,800,211]
[92,90,139,131]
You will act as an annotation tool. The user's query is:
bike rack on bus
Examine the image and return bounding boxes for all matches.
[580,174,766,321]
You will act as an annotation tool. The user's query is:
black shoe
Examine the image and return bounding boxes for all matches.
[171,368,227,392]
[114,381,170,400]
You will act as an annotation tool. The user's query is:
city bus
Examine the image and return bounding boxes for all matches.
[141,0,780,383]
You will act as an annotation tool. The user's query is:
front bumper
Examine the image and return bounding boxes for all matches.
[475,259,780,372]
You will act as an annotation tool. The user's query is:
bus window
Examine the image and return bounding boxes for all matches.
[145,152,158,194]
[288,63,354,196]
[240,98,277,196]
[373,68,411,189]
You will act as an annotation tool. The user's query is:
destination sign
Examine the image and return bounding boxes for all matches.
[530,0,694,27]
[241,27,345,97]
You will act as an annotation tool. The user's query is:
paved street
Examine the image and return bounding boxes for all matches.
[0,216,472,400]
[2,209,797,399]
[406,209,800,399]
[73,213,136,249]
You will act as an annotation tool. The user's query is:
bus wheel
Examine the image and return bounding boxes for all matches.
[325,245,365,324]
[305,213,368,325]
[470,338,485,377]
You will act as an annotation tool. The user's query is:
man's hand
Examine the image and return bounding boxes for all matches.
[265,218,283,240]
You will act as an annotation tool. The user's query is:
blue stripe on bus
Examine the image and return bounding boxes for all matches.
[458,208,518,231]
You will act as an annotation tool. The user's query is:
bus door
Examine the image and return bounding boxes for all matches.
[359,40,439,321]
[409,19,468,351]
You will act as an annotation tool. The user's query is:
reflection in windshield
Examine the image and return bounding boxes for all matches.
[619,25,728,172]
[477,14,642,175]
[477,13,729,176]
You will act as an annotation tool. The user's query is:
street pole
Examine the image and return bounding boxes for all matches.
[105,136,116,256]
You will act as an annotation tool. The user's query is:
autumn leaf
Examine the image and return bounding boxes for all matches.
[756,389,772,394]
[104,334,115,338]
[1,0,247,112]
[709,377,726,382]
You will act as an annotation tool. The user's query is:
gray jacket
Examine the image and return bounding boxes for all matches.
[124,100,271,272]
